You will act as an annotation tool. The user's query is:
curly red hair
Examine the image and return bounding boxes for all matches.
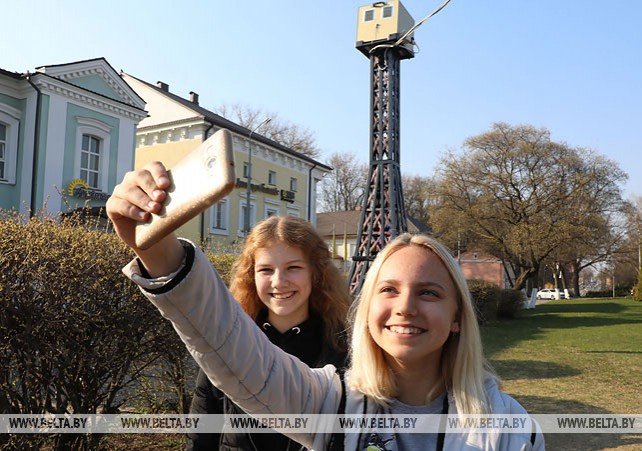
[229,216,351,350]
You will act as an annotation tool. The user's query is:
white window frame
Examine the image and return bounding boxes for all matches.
[239,198,256,236]
[209,197,229,234]
[0,123,8,183]
[382,5,394,19]
[80,134,101,189]
[75,117,112,193]
[290,177,298,192]
[363,8,375,22]
[268,170,277,185]
[0,105,21,185]
[286,206,301,218]
[264,199,280,219]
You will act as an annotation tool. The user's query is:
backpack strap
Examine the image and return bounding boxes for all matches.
[435,393,449,451]
[327,369,347,451]
[530,418,537,446]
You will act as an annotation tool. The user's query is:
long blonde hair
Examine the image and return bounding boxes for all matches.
[229,215,351,350]
[348,233,494,414]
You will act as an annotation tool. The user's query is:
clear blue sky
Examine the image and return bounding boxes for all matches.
[4,0,641,198]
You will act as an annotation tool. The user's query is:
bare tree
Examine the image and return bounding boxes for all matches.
[402,174,435,225]
[319,152,368,212]
[614,197,642,287]
[214,102,320,158]
[430,122,628,292]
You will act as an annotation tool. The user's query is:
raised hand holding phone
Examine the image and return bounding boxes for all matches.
[134,128,236,250]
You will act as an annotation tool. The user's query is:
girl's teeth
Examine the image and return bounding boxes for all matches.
[389,326,422,334]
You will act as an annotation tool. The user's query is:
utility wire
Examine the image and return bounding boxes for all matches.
[394,0,453,46]
[369,0,454,54]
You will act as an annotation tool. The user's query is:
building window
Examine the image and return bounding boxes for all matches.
[382,5,394,18]
[0,124,6,181]
[210,198,229,232]
[363,8,374,22]
[265,202,280,218]
[75,117,112,193]
[80,134,101,189]
[268,170,277,185]
[290,177,298,192]
[0,106,20,185]
[243,162,250,178]
[240,202,255,235]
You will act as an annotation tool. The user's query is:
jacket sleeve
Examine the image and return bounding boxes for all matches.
[124,242,341,448]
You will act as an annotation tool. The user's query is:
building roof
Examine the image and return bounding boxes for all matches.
[0,68,23,79]
[122,72,331,171]
[316,211,363,236]
[316,210,431,237]
[2,58,146,114]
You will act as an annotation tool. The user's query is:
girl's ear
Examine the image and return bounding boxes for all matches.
[451,321,460,333]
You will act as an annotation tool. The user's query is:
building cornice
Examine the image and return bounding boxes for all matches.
[136,119,208,146]
[32,75,147,122]
[0,76,32,98]
[37,58,146,110]
[137,121,320,173]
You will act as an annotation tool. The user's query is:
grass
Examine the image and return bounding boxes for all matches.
[96,298,642,450]
[481,297,642,450]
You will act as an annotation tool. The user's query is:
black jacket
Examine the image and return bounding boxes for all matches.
[186,311,347,451]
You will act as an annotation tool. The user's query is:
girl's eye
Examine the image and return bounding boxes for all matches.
[420,289,438,297]
[380,286,397,294]
[257,268,273,274]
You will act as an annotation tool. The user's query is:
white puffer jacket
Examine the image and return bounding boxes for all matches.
[125,241,544,451]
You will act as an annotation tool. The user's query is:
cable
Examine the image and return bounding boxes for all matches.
[369,0,453,54]
[394,0,453,46]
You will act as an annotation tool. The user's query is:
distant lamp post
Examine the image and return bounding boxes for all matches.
[244,117,271,236]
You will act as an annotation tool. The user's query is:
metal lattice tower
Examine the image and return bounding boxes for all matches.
[349,45,411,296]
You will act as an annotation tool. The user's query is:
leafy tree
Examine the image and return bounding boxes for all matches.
[319,152,368,212]
[214,102,321,158]
[430,122,627,292]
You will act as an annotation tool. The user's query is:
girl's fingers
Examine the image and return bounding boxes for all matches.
[108,163,170,220]
[146,161,171,191]
[106,194,148,222]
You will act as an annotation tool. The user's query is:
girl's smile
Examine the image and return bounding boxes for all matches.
[254,242,312,333]
[368,245,460,372]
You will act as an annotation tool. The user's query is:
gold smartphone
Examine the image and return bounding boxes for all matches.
[135,128,236,249]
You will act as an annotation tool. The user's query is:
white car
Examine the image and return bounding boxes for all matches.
[536,289,563,300]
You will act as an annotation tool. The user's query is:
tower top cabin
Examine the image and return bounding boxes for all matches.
[356,1,416,59]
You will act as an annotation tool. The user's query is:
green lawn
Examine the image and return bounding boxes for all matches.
[100,298,642,451]
[481,297,642,450]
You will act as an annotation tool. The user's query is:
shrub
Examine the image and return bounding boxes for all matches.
[467,279,501,324]
[206,251,238,286]
[129,244,241,418]
[497,289,525,319]
[584,290,611,298]
[0,210,174,449]
[633,268,642,302]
